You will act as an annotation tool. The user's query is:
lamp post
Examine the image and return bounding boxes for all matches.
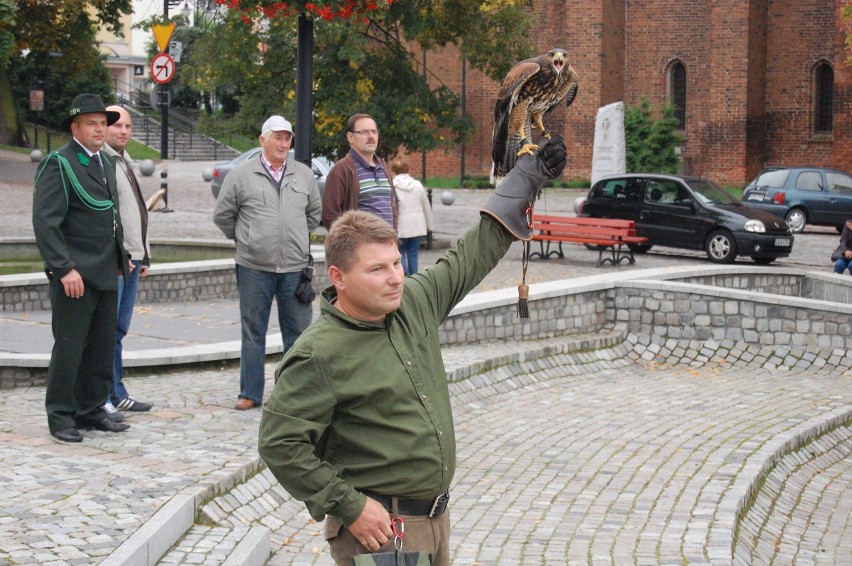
[294,13,313,167]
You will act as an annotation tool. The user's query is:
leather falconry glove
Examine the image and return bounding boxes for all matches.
[481,135,567,240]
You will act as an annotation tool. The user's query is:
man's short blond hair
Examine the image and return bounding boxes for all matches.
[325,211,398,272]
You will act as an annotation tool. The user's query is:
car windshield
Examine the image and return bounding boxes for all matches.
[747,169,789,190]
[687,179,738,205]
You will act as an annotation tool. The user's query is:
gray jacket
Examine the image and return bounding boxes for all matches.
[213,154,321,272]
[103,144,150,265]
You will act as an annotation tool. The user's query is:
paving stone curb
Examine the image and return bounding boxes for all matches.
[734,423,852,565]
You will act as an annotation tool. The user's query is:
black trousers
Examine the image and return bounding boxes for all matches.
[45,282,118,433]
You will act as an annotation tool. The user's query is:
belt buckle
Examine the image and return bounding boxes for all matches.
[428,491,450,518]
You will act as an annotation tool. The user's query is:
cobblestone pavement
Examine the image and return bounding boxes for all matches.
[1,332,848,564]
[1,150,851,565]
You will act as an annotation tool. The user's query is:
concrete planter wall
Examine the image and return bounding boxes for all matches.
[0,257,331,313]
[2,264,850,389]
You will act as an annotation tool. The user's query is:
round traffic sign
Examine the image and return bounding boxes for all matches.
[150,53,176,85]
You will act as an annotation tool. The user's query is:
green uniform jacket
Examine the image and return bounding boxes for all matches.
[32,140,128,288]
[259,217,513,525]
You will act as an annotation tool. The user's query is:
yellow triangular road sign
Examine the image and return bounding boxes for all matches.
[152,23,176,53]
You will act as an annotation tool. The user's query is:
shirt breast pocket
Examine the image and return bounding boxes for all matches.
[284,182,310,206]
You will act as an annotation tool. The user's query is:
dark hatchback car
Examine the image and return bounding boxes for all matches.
[210,148,333,199]
[741,166,852,233]
[579,173,793,264]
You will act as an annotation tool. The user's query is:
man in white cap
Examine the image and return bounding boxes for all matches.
[214,115,322,410]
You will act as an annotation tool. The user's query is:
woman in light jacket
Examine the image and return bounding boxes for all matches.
[390,156,433,275]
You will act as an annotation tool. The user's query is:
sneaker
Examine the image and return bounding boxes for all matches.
[103,401,125,422]
[115,397,152,412]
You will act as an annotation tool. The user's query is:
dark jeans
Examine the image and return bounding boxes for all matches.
[111,260,141,404]
[236,264,312,404]
[399,236,421,275]
[834,258,852,275]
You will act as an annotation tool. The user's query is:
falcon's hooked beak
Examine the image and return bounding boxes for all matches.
[552,54,565,74]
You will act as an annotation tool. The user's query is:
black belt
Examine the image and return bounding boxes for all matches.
[365,491,450,518]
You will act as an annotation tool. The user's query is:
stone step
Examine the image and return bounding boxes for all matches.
[157,524,270,566]
[128,111,241,162]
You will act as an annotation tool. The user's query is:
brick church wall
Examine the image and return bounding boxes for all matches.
[764,1,841,172]
[404,0,848,187]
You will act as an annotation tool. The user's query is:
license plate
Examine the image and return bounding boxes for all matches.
[774,238,791,247]
[747,194,765,202]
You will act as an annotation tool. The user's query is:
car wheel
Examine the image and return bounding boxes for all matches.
[705,229,737,263]
[752,257,776,265]
[784,208,807,233]
[628,244,653,254]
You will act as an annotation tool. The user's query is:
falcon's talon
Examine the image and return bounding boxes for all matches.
[516,143,539,158]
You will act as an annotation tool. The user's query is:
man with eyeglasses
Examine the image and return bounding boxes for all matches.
[322,114,398,229]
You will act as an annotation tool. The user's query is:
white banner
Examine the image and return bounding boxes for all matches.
[590,102,626,186]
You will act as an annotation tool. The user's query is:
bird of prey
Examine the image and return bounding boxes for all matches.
[492,48,579,178]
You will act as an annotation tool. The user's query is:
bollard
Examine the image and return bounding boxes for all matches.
[154,161,173,213]
[440,191,455,206]
[30,149,43,163]
[426,187,433,250]
[139,159,156,176]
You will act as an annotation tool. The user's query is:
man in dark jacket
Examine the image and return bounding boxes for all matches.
[321,113,398,229]
[32,93,131,442]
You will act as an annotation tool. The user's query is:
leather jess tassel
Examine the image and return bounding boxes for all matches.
[518,240,530,321]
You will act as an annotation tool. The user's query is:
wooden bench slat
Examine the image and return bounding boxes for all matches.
[528,213,648,267]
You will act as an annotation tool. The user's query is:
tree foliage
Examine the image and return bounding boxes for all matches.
[624,99,682,174]
[0,0,132,143]
[183,0,537,158]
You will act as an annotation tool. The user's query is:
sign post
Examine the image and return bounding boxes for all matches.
[151,21,177,212]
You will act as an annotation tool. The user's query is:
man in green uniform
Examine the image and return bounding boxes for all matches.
[32,93,131,442]
[259,136,566,565]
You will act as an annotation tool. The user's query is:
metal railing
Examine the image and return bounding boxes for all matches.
[112,79,230,160]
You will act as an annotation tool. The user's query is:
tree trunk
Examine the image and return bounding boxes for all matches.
[0,69,25,146]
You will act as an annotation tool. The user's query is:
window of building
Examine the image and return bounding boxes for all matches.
[814,62,833,134]
[669,60,686,130]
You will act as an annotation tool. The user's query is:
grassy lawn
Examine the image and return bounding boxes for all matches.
[3,124,162,161]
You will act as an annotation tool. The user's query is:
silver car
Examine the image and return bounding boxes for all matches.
[210,148,333,200]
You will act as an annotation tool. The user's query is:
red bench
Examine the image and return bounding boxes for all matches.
[529,215,649,267]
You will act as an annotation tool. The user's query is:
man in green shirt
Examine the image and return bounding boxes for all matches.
[259,137,566,565]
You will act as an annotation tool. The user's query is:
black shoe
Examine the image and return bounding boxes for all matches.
[82,418,130,433]
[116,397,152,412]
[52,427,83,443]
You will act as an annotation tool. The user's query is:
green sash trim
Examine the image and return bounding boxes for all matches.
[35,153,116,218]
